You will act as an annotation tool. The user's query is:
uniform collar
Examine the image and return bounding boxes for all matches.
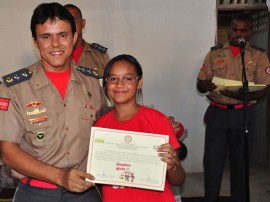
[224,41,253,51]
[32,61,50,90]
[32,62,84,90]
[70,64,85,84]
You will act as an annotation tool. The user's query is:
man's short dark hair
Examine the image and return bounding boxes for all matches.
[64,4,83,19]
[230,13,253,29]
[31,2,76,39]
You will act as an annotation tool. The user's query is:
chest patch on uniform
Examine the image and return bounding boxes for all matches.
[0,98,10,111]
[2,68,32,87]
[77,66,100,79]
[90,43,108,53]
[265,67,270,75]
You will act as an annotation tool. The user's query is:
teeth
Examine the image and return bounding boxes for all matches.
[51,51,63,55]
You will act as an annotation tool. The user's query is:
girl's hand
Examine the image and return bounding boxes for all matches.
[157,143,178,172]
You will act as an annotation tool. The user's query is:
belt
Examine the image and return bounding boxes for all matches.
[210,102,252,109]
[21,178,57,189]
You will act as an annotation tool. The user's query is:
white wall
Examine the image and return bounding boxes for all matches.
[0,0,216,173]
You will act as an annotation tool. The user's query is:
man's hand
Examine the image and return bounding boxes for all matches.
[220,86,269,101]
[219,89,242,101]
[59,169,96,193]
[197,79,216,93]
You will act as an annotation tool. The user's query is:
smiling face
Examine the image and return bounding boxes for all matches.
[33,18,77,72]
[107,60,143,106]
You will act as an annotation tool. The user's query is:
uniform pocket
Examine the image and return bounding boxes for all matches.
[80,107,97,121]
[245,63,256,81]
[212,62,226,77]
[80,108,97,139]
[203,105,215,124]
[23,112,53,147]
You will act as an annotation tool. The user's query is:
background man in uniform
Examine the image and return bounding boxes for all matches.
[197,13,270,202]
[0,2,107,202]
[64,4,110,78]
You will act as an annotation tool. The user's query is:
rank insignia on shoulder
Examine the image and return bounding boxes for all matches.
[250,44,265,52]
[77,66,101,79]
[210,44,224,51]
[2,68,32,87]
[90,43,108,53]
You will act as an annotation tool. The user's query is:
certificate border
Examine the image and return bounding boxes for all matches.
[87,127,168,191]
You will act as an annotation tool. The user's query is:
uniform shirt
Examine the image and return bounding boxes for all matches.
[0,61,108,179]
[94,105,180,202]
[197,41,270,104]
[72,40,110,78]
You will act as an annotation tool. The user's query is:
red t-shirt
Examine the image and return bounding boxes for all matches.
[94,105,180,202]
[229,45,241,58]
[44,67,71,99]
[72,44,85,64]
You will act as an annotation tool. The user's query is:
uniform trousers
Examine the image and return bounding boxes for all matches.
[13,180,101,202]
[203,104,255,202]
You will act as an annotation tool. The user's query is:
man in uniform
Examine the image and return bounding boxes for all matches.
[64,4,110,78]
[0,2,107,202]
[197,13,270,202]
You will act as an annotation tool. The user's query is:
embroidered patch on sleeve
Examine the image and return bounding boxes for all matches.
[0,98,10,111]
[200,64,205,71]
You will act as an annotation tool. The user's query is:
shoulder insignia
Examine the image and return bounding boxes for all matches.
[90,43,108,53]
[77,66,101,79]
[2,68,32,87]
[210,44,224,51]
[250,44,265,52]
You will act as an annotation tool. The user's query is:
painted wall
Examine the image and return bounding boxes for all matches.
[0,0,216,172]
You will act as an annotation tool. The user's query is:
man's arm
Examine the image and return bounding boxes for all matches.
[220,85,270,102]
[0,141,95,192]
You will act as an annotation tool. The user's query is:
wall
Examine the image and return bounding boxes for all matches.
[0,0,216,172]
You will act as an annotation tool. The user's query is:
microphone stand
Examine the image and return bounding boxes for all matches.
[239,45,250,202]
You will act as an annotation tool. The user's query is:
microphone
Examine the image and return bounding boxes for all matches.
[238,38,246,48]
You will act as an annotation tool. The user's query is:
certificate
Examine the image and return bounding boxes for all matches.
[86,127,169,191]
[213,76,266,92]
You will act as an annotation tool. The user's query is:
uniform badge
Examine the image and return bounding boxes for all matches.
[0,98,10,111]
[27,108,46,116]
[36,132,45,141]
[265,67,270,75]
[29,116,48,124]
[26,101,42,107]
[85,105,95,110]
[2,68,32,87]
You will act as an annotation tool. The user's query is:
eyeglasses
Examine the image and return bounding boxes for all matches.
[106,75,140,85]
